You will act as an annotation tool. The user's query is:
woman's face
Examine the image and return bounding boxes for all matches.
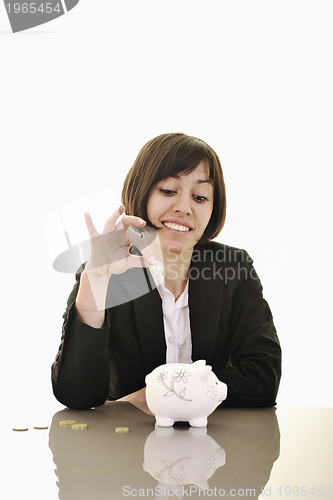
[146,159,214,255]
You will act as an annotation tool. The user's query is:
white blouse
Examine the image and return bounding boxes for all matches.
[150,269,192,364]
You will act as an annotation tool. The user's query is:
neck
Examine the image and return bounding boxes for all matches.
[162,248,193,300]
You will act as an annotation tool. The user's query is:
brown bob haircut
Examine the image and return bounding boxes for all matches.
[121,133,226,243]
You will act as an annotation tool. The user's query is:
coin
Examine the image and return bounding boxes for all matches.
[115,426,129,433]
[33,426,49,430]
[59,420,76,427]
[72,423,88,430]
[12,427,28,432]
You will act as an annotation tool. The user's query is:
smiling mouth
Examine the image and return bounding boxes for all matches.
[162,222,192,232]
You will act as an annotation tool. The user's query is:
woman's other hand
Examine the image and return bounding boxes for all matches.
[116,388,153,416]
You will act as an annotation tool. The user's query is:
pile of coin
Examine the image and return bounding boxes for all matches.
[59,420,88,430]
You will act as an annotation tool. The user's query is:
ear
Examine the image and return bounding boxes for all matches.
[196,365,212,382]
[192,359,206,367]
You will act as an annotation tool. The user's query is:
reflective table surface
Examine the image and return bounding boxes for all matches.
[4,403,333,500]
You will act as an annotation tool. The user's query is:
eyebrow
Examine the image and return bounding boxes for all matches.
[196,179,212,185]
[172,174,212,185]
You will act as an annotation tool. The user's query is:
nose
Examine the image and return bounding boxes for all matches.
[172,193,192,215]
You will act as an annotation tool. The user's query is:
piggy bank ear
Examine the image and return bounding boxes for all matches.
[192,359,206,367]
[196,365,212,382]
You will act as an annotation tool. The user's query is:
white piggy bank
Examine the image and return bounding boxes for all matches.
[145,360,228,427]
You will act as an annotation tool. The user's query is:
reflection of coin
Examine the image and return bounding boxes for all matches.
[12,427,28,432]
[33,426,49,430]
[72,423,88,430]
[60,420,76,427]
[115,426,129,433]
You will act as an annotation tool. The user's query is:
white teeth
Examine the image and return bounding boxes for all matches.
[163,222,190,232]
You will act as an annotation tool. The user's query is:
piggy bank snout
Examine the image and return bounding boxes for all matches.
[216,380,228,402]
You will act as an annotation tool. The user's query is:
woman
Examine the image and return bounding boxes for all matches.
[52,133,281,410]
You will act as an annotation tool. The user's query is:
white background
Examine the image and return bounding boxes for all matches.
[1,0,332,426]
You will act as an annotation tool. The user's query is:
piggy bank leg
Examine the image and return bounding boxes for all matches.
[155,416,174,427]
[189,417,207,427]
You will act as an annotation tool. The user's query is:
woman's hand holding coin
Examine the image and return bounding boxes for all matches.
[84,205,155,278]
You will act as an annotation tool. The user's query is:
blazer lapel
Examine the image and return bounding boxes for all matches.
[189,256,224,364]
[133,271,166,374]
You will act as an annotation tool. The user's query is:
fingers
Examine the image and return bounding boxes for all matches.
[103,205,126,234]
[84,213,99,239]
[85,206,156,272]
[116,214,146,232]
[127,228,156,266]
[101,204,146,235]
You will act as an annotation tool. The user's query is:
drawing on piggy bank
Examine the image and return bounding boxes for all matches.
[145,360,228,427]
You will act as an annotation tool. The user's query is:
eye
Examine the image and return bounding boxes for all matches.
[159,189,176,196]
[193,195,209,203]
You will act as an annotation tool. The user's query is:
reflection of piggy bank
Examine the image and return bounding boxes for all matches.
[143,426,226,490]
[145,360,228,427]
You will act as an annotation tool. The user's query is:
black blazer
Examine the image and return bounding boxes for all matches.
[51,242,281,410]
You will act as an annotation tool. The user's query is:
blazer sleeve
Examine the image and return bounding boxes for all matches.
[51,266,112,410]
[216,251,282,407]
